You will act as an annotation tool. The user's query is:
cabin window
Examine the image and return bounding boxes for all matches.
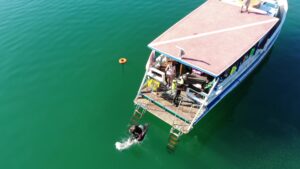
[219,41,260,83]
[219,58,242,82]
[258,35,267,49]
[258,23,278,49]
[250,42,259,56]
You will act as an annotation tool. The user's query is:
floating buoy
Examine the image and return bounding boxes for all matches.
[119,58,127,64]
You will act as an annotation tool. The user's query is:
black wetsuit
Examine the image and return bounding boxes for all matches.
[131,125,144,141]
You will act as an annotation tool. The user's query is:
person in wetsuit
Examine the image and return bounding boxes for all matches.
[172,77,185,107]
[129,125,145,141]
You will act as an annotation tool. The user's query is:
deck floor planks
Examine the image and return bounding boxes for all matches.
[134,97,190,133]
[142,91,199,122]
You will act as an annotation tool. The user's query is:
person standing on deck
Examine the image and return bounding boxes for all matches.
[241,0,251,13]
[172,77,184,107]
[165,62,176,88]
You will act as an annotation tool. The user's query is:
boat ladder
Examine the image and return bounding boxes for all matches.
[130,104,147,125]
[167,126,183,151]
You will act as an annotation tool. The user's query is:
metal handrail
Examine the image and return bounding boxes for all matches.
[187,78,219,131]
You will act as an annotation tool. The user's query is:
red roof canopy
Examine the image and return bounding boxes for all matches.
[148,0,279,76]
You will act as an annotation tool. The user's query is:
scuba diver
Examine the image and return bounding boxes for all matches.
[129,124,148,142]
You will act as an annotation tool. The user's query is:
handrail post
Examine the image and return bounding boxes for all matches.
[135,72,148,100]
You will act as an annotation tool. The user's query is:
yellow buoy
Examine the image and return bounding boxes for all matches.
[119,58,127,64]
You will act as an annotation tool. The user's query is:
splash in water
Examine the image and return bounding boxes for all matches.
[115,138,139,151]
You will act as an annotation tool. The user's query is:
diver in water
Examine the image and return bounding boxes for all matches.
[129,124,147,141]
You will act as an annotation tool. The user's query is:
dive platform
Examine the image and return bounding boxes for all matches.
[134,95,191,134]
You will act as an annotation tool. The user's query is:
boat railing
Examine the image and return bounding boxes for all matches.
[147,67,166,84]
[187,78,219,131]
[186,88,208,105]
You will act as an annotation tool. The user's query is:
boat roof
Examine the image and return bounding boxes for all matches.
[148,0,279,77]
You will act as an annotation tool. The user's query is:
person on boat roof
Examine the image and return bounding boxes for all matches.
[241,0,251,13]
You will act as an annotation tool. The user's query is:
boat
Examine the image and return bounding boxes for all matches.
[129,0,288,150]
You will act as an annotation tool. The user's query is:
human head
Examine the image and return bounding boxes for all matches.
[129,125,135,133]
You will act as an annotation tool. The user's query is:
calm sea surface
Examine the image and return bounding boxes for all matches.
[0,0,299,168]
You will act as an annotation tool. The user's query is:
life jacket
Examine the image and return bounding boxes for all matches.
[230,65,237,75]
[171,80,177,93]
[147,79,160,91]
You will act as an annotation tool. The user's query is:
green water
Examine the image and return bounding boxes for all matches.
[0,0,299,168]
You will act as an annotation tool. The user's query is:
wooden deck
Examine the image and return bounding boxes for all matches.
[142,91,199,122]
[134,86,203,133]
[134,97,191,134]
